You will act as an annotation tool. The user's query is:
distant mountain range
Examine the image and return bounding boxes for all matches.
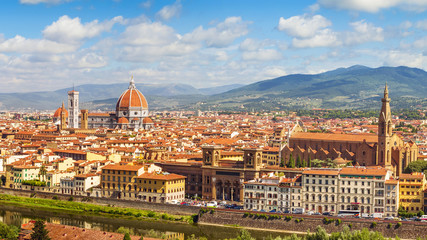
[0,65,426,111]
[0,83,243,111]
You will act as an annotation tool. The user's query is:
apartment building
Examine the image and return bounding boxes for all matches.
[101,165,145,199]
[135,172,186,203]
[339,167,396,216]
[242,166,400,216]
[12,165,39,189]
[243,175,280,211]
[399,172,426,213]
[278,175,302,212]
[74,173,100,196]
[302,169,339,213]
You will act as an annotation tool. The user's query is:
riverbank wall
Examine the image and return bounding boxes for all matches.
[198,209,427,239]
[0,187,199,216]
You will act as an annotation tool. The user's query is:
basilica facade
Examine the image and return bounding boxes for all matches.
[282,85,418,176]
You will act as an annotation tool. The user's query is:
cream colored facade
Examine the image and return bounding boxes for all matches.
[12,166,39,189]
[302,169,339,213]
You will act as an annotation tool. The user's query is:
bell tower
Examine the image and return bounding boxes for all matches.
[202,145,222,167]
[68,89,79,128]
[378,84,392,168]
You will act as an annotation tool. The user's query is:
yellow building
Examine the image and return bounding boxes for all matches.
[399,172,426,213]
[101,164,145,199]
[262,147,280,166]
[136,172,186,203]
[12,165,40,189]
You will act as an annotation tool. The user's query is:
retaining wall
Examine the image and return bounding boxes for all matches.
[0,187,199,215]
[199,209,427,239]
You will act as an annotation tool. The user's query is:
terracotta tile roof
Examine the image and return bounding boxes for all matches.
[137,172,186,180]
[291,132,378,143]
[101,164,143,171]
[302,169,339,175]
[21,222,149,240]
[339,167,388,176]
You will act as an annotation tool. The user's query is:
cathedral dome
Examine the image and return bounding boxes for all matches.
[53,107,68,118]
[142,117,153,124]
[116,77,148,110]
[118,117,129,124]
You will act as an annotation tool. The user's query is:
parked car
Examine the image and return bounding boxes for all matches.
[269,209,277,213]
[322,212,333,216]
[384,216,394,220]
[306,211,314,215]
[292,208,305,214]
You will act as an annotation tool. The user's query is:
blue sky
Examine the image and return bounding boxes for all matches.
[0,0,426,92]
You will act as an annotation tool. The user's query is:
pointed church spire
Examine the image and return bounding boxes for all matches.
[384,83,389,99]
[61,101,65,110]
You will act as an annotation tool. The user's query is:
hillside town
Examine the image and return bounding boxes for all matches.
[0,80,426,223]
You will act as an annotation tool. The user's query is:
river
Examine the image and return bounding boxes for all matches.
[0,204,291,240]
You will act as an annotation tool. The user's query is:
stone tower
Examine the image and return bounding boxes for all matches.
[378,84,392,168]
[68,90,79,128]
[60,102,67,130]
[202,145,222,167]
[81,109,88,130]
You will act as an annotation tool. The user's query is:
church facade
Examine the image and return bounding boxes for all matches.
[282,85,418,176]
[54,77,154,130]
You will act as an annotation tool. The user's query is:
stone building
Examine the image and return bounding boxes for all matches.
[282,85,418,176]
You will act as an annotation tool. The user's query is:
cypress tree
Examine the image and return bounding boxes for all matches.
[123,233,131,240]
[296,155,302,168]
[30,220,50,240]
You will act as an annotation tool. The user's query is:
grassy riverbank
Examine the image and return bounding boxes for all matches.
[0,194,195,224]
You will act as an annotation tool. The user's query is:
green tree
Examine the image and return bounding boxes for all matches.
[0,222,19,240]
[38,165,47,182]
[236,229,255,240]
[123,233,131,240]
[30,220,51,240]
[287,154,295,168]
[301,158,307,168]
[280,157,285,167]
[296,156,302,168]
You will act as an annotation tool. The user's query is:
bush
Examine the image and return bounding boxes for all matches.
[388,223,392,228]
[52,195,58,200]
[285,216,293,221]
[335,219,342,225]
[209,209,215,214]
[323,217,333,224]
[348,223,353,229]
[68,196,74,201]
[371,222,377,228]
[146,211,156,218]
[295,218,303,223]
[396,222,402,228]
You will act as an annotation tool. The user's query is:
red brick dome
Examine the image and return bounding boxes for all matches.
[118,117,129,124]
[116,78,148,110]
[53,107,68,118]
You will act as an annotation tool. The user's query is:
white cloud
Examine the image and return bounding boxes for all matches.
[318,0,427,13]
[413,36,427,49]
[43,15,125,44]
[382,50,426,69]
[156,0,182,21]
[308,3,321,12]
[141,1,151,8]
[277,14,331,38]
[20,0,71,4]
[292,29,340,48]
[183,17,250,48]
[416,19,427,30]
[344,20,384,45]
[0,35,77,54]
[120,21,178,46]
[242,49,282,61]
[239,38,283,61]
